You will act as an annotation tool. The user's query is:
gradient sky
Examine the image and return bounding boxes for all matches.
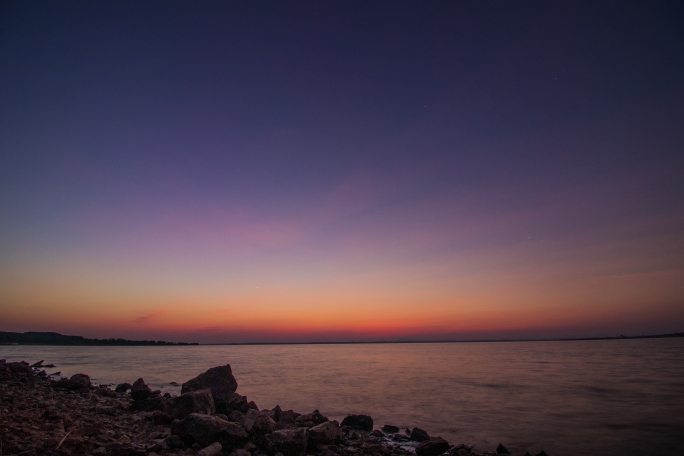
[1,1,683,343]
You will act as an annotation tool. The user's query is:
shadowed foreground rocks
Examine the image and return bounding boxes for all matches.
[0,359,548,456]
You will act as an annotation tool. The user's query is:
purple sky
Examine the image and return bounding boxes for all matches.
[1,1,683,342]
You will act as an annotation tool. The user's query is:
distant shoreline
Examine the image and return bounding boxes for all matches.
[1,330,682,346]
[0,331,199,346]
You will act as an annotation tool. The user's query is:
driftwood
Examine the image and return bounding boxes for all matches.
[56,431,72,450]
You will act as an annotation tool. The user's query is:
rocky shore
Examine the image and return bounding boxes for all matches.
[0,359,547,456]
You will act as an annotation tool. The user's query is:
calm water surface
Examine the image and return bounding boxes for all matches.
[2,339,683,456]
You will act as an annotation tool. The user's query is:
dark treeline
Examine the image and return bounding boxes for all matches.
[0,331,198,346]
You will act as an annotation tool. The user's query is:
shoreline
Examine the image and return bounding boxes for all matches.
[0,359,547,456]
[1,331,681,347]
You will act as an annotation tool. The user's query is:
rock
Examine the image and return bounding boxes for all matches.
[416,437,450,456]
[392,433,410,441]
[226,392,249,413]
[536,452,548,456]
[131,394,167,412]
[96,386,117,397]
[411,427,430,442]
[197,442,222,456]
[165,435,185,449]
[181,365,238,413]
[308,420,341,445]
[382,425,400,433]
[497,443,510,454]
[341,414,373,431]
[247,400,258,410]
[228,410,245,422]
[171,413,248,448]
[449,444,473,456]
[242,409,277,434]
[229,450,251,456]
[171,389,216,418]
[30,360,44,368]
[131,378,152,401]
[115,382,131,392]
[8,361,30,374]
[271,405,283,421]
[265,428,308,456]
[277,409,301,427]
[295,409,328,427]
[69,373,91,390]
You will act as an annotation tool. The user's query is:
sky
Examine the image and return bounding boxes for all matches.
[1,1,683,343]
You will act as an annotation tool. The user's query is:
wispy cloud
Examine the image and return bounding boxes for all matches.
[133,311,162,324]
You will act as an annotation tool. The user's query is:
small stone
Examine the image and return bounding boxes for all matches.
[115,382,131,392]
[242,409,277,434]
[171,413,248,448]
[416,437,450,456]
[96,386,117,397]
[165,434,185,449]
[131,378,152,401]
[340,414,373,431]
[308,420,341,445]
[197,442,223,456]
[277,409,301,427]
[295,409,328,427]
[69,373,91,391]
[497,443,510,454]
[229,450,251,456]
[170,388,215,418]
[151,410,172,425]
[411,427,430,442]
[264,427,308,456]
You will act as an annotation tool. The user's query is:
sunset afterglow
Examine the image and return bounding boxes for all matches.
[1,2,683,343]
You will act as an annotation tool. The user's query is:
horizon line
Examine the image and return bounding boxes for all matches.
[198,331,684,346]
[4,330,682,346]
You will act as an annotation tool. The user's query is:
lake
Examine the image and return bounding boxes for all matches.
[2,338,683,455]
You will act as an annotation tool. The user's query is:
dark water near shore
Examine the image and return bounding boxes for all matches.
[2,339,683,455]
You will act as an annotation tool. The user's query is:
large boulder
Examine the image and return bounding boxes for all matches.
[264,428,308,456]
[130,378,152,401]
[170,388,216,418]
[341,414,373,431]
[171,413,248,448]
[181,365,238,413]
[308,420,341,446]
[416,437,450,456]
